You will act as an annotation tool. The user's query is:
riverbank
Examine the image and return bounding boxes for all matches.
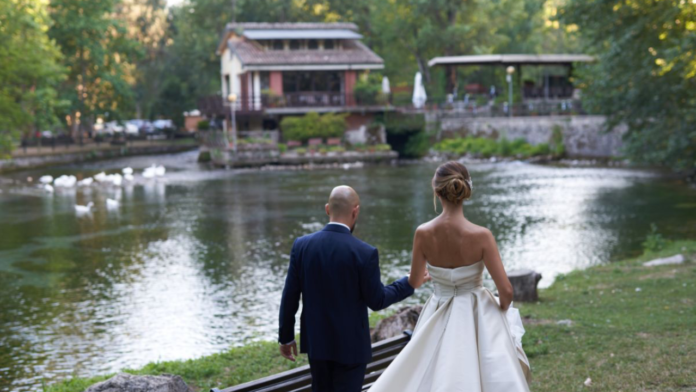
[0,139,198,173]
[46,239,696,392]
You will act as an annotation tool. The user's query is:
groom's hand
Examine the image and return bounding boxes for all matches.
[279,341,298,362]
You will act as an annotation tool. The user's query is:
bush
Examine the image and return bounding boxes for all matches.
[281,112,347,142]
[354,72,384,105]
[642,223,667,252]
[374,144,392,152]
[434,136,553,158]
[329,146,345,153]
[404,131,431,158]
[295,148,307,155]
[278,143,287,153]
[550,125,566,157]
[197,120,210,131]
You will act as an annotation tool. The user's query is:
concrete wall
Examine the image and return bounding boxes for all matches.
[429,114,625,158]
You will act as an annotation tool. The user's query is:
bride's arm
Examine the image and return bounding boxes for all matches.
[482,229,513,310]
[408,227,429,289]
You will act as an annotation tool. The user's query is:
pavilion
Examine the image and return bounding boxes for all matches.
[428,54,595,101]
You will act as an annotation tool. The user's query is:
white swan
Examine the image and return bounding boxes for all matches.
[94,172,107,182]
[44,184,54,193]
[74,202,94,214]
[154,165,166,176]
[124,173,134,182]
[39,175,53,184]
[122,167,133,175]
[106,198,119,209]
[54,175,77,188]
[77,177,94,186]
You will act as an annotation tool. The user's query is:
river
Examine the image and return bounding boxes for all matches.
[1,150,695,391]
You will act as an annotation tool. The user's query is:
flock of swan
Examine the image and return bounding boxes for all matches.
[35,165,166,215]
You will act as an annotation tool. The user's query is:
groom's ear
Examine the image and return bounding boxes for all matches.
[325,203,330,217]
[353,205,360,219]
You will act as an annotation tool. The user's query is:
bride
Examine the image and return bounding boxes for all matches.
[369,161,531,392]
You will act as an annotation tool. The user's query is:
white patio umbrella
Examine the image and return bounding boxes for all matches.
[412,72,427,109]
[381,76,391,95]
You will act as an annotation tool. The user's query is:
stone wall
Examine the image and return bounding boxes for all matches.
[428,114,625,158]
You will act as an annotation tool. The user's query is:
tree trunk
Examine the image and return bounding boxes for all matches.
[507,269,542,302]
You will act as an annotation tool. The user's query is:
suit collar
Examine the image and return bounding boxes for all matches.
[323,224,352,234]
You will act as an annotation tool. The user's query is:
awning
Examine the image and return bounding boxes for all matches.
[428,54,595,67]
[243,29,363,40]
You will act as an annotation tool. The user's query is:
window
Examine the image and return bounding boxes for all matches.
[323,39,334,50]
[272,40,284,50]
[289,40,301,50]
[307,39,319,50]
[224,74,230,96]
[260,72,270,91]
[283,72,298,93]
[282,72,343,93]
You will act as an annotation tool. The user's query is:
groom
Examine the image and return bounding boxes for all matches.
[278,185,416,392]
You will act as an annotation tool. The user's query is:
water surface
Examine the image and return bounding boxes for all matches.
[1,151,695,391]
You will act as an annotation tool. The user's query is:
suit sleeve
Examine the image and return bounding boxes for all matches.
[359,248,415,311]
[279,239,301,344]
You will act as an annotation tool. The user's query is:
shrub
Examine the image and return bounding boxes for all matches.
[278,143,287,153]
[374,144,392,152]
[550,125,566,157]
[642,223,667,252]
[318,147,328,155]
[197,120,210,131]
[295,148,307,156]
[404,131,431,158]
[329,146,345,153]
[354,72,383,105]
[281,112,347,142]
[434,136,553,158]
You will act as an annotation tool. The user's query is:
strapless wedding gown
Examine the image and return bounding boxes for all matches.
[369,262,531,392]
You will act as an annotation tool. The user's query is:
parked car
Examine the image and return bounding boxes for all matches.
[153,119,175,132]
[123,122,139,136]
[103,121,124,135]
[128,119,154,135]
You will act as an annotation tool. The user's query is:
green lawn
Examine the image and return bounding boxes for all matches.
[46,241,696,392]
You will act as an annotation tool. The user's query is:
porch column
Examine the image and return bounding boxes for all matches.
[253,71,261,110]
[345,70,357,106]
[269,71,283,96]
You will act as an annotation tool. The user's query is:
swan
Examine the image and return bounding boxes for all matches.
[74,202,94,214]
[122,167,133,175]
[54,175,77,188]
[142,167,156,178]
[124,173,134,182]
[44,184,54,193]
[94,172,107,182]
[39,175,53,184]
[154,165,166,176]
[110,174,123,186]
[106,198,119,209]
[77,177,94,186]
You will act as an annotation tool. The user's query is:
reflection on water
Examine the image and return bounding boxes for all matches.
[1,151,695,391]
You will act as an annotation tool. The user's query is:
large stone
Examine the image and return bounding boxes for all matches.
[642,254,684,267]
[371,305,422,343]
[508,269,542,302]
[85,373,192,392]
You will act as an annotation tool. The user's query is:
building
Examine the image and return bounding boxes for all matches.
[203,22,387,138]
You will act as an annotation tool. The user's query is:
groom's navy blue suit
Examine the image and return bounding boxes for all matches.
[279,224,414,392]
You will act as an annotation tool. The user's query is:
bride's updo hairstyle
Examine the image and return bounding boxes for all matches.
[432,161,473,207]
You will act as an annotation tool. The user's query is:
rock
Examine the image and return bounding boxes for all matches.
[85,373,192,392]
[557,319,573,327]
[642,254,685,267]
[371,306,422,343]
[508,269,542,302]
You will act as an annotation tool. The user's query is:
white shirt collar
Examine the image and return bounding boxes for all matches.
[327,222,351,231]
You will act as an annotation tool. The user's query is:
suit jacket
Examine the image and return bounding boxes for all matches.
[279,224,414,364]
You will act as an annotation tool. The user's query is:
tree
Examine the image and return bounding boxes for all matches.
[0,0,66,157]
[115,0,170,120]
[49,0,142,140]
[560,0,696,173]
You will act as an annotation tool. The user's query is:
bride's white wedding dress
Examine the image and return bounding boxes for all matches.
[369,261,531,392]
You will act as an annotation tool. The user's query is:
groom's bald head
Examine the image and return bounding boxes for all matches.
[326,186,360,223]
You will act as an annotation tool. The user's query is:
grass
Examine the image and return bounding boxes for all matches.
[46,241,696,392]
[518,240,696,391]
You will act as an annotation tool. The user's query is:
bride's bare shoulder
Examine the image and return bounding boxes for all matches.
[414,219,438,237]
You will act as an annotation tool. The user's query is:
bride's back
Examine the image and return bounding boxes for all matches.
[417,215,488,269]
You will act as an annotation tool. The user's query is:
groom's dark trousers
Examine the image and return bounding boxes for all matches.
[279,224,414,392]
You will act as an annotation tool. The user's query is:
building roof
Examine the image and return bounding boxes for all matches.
[428,54,595,67]
[243,29,362,40]
[226,39,383,71]
[226,22,360,31]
